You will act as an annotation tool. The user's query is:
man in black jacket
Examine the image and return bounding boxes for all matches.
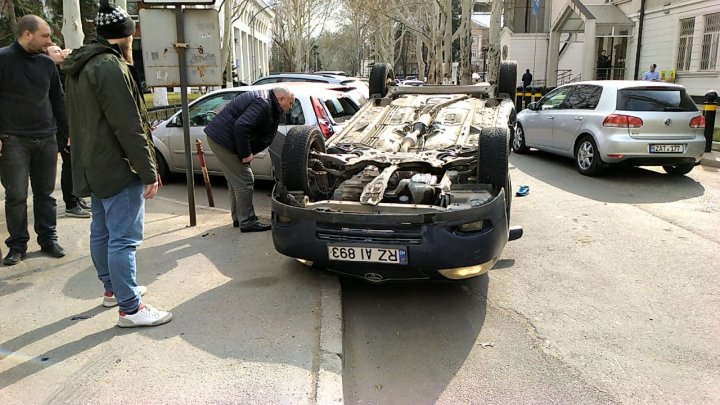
[0,15,67,265]
[204,87,295,232]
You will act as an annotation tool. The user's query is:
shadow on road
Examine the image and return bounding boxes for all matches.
[511,151,705,204]
[342,275,488,403]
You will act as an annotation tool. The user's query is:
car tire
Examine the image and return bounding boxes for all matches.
[663,163,694,176]
[155,149,171,183]
[477,127,509,189]
[281,125,332,200]
[574,135,604,176]
[512,123,530,154]
[498,61,517,101]
[369,63,395,99]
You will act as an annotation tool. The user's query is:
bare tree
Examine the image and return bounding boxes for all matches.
[274,0,335,72]
[2,0,18,42]
[486,0,502,85]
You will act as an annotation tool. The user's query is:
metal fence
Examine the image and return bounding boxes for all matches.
[146,104,182,127]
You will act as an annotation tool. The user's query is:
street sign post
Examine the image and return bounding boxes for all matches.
[139,6,222,226]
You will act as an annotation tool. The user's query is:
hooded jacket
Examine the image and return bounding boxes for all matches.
[63,38,157,199]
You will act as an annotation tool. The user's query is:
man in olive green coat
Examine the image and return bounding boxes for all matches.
[63,0,171,328]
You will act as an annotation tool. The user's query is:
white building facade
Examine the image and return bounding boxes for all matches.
[498,0,720,97]
[219,0,274,85]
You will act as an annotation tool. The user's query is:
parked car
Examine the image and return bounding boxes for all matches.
[151,83,362,181]
[271,61,523,283]
[514,81,706,176]
[252,73,370,100]
[400,79,424,87]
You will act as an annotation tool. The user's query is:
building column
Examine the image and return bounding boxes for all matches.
[582,20,597,81]
[547,30,560,86]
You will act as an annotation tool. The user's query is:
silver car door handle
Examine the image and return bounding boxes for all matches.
[575,117,584,121]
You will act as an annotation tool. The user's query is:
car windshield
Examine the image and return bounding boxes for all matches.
[616,88,697,112]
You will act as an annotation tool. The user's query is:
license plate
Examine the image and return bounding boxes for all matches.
[649,144,684,153]
[327,245,408,264]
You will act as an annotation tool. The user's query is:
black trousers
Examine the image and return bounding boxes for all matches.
[0,134,58,251]
[59,147,80,209]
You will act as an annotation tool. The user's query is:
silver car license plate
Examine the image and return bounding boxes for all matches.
[327,245,408,264]
[649,144,684,153]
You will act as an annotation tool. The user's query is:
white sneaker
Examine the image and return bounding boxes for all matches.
[103,286,147,307]
[117,303,173,328]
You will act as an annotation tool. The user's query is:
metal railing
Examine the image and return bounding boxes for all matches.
[146,104,182,127]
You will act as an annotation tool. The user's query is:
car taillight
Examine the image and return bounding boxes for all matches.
[603,114,644,128]
[689,115,705,128]
[310,96,335,139]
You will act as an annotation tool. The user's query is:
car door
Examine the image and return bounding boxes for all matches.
[167,91,240,172]
[523,86,573,148]
[552,85,603,152]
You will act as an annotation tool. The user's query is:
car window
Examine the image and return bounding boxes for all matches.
[616,88,698,112]
[539,87,573,110]
[188,92,238,126]
[280,98,305,125]
[566,85,602,109]
[323,96,359,123]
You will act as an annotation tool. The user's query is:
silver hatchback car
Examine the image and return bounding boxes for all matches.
[514,81,706,176]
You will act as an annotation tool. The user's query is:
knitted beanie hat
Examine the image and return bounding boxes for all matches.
[96,0,136,39]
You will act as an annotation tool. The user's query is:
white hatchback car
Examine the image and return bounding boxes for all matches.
[514,81,706,176]
[151,83,361,181]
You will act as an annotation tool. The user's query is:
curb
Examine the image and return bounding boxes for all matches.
[316,277,344,404]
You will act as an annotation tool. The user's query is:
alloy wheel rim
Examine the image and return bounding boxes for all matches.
[513,127,524,150]
[578,141,594,170]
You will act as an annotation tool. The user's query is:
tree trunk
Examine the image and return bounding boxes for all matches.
[458,0,472,84]
[443,0,452,83]
[222,0,233,87]
[153,88,169,107]
[5,0,18,38]
[487,0,503,85]
[415,34,425,82]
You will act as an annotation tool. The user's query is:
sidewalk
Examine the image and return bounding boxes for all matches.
[0,198,343,403]
[700,141,720,169]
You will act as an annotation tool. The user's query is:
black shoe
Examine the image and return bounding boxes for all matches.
[78,198,91,210]
[233,220,240,228]
[240,222,271,233]
[41,243,66,258]
[3,248,27,266]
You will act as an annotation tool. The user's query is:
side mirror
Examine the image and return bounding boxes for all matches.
[167,115,182,127]
[527,102,538,111]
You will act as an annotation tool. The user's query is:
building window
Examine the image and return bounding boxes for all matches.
[700,13,720,71]
[676,18,694,71]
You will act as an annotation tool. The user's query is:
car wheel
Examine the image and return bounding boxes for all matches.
[512,123,530,154]
[155,149,171,183]
[574,135,604,176]
[477,127,509,189]
[281,126,333,200]
[663,163,694,176]
[369,63,395,99]
[498,61,517,101]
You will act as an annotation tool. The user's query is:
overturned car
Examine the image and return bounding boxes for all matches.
[271,62,523,282]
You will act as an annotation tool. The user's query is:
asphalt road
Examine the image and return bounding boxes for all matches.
[158,156,720,403]
[342,153,720,404]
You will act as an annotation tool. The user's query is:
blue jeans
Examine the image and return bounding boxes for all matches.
[90,180,145,312]
[0,134,58,251]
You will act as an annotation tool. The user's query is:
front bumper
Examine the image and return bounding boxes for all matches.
[271,189,513,282]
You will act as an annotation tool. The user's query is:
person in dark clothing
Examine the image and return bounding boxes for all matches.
[522,69,533,89]
[63,0,171,327]
[596,50,611,80]
[45,43,91,218]
[0,15,67,266]
[204,87,295,232]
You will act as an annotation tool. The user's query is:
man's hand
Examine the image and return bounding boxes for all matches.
[144,182,159,199]
[242,154,254,164]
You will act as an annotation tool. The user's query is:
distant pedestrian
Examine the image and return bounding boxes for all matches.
[522,69,533,89]
[63,0,171,327]
[596,50,611,80]
[204,87,295,232]
[642,64,660,81]
[45,43,91,219]
[0,15,67,266]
